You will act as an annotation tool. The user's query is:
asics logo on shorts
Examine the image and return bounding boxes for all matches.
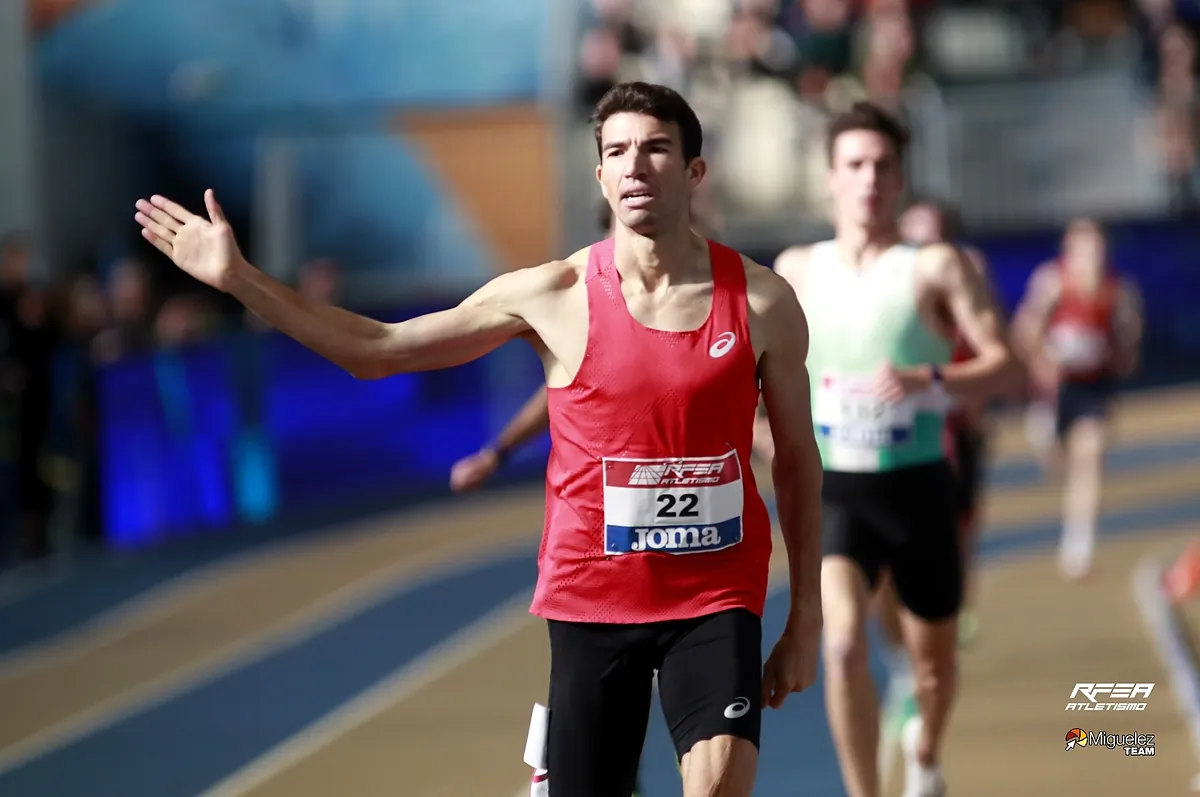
[724,697,751,719]
[709,332,736,358]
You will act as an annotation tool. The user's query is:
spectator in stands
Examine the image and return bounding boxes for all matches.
[576,0,648,110]
[154,295,217,349]
[54,275,108,543]
[92,257,154,364]
[781,0,854,95]
[9,280,57,562]
[1155,23,1198,212]
[722,0,799,81]
[825,2,918,112]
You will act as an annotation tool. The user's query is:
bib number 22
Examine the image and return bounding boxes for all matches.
[656,493,699,518]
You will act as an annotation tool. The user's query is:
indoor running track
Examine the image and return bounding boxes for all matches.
[2,387,1200,796]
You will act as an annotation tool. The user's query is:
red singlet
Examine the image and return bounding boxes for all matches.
[943,333,975,463]
[532,238,773,624]
[1046,261,1119,383]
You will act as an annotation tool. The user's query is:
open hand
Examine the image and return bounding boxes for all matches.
[449,448,502,492]
[135,190,244,292]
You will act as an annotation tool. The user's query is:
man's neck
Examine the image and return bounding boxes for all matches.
[834,218,903,269]
[613,221,702,290]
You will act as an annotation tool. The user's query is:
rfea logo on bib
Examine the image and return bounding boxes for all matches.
[602,451,744,556]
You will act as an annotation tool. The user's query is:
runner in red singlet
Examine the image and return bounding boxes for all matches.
[898,199,1000,647]
[1012,218,1143,581]
[133,81,824,797]
[449,200,730,495]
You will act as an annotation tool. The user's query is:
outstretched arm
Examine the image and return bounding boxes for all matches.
[450,386,551,492]
[136,190,543,380]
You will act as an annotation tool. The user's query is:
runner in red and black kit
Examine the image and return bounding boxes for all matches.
[897,199,1000,644]
[1013,218,1143,580]
[945,338,984,533]
[536,236,774,793]
[135,82,824,797]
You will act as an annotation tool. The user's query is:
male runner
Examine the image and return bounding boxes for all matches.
[135,81,823,797]
[898,198,1000,645]
[450,201,728,493]
[770,103,1018,797]
[1011,218,1143,581]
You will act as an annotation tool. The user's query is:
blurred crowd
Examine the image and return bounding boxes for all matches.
[4,0,1197,567]
[576,0,1200,216]
[1141,0,1200,211]
[0,229,343,566]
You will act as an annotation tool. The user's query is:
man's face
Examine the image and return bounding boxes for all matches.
[596,112,705,235]
[1062,221,1108,285]
[827,129,904,228]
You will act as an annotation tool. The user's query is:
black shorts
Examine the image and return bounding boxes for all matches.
[949,426,986,519]
[546,608,762,797]
[822,460,962,621]
[1056,377,1115,439]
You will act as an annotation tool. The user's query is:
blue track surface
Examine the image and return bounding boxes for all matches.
[4,434,1199,658]
[0,434,1196,796]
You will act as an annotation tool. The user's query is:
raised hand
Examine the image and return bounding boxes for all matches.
[135,190,244,292]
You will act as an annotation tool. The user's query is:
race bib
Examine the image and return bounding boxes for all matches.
[602,451,743,556]
[1048,323,1109,372]
[813,375,916,450]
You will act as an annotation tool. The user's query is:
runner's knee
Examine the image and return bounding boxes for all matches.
[911,645,957,700]
[680,735,757,797]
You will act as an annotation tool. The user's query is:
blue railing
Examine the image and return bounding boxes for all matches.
[97,217,1200,548]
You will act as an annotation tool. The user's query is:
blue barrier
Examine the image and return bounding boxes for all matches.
[99,313,548,548]
[100,217,1200,548]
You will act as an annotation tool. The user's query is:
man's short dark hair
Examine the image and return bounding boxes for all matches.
[826,101,910,164]
[591,81,703,163]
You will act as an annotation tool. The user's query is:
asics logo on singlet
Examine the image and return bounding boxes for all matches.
[709,332,736,358]
[630,526,722,551]
[724,697,751,719]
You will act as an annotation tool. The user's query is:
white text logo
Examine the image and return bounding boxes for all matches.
[630,526,721,551]
[1065,683,1154,711]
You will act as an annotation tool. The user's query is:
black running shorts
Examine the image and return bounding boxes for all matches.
[1056,377,1115,439]
[822,460,963,621]
[949,426,986,520]
[545,608,762,797]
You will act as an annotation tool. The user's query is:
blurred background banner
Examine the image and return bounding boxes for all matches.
[0,0,1197,552]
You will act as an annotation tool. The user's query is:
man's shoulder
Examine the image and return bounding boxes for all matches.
[738,252,794,301]
[467,257,583,309]
[513,255,586,288]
